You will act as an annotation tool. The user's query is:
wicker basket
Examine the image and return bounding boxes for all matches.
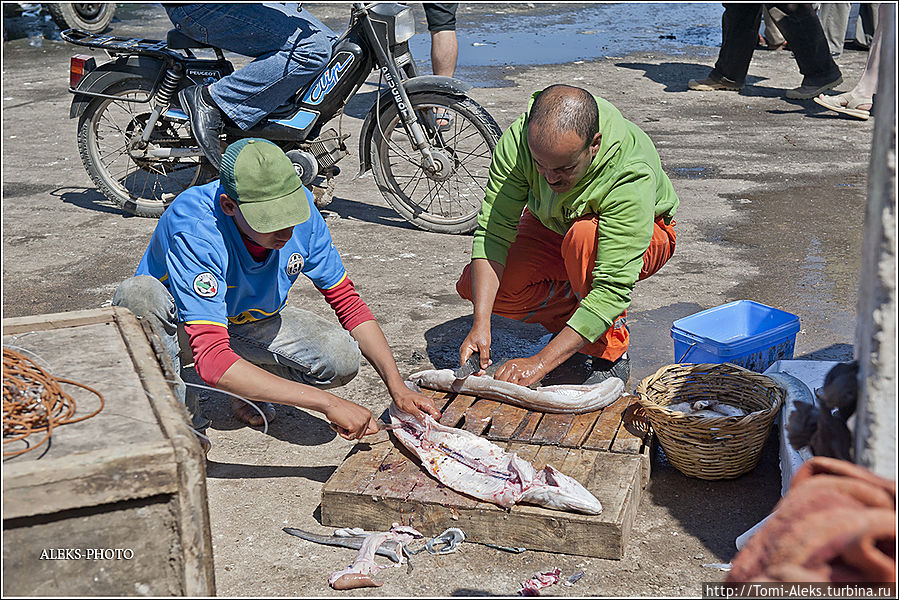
[636,363,784,480]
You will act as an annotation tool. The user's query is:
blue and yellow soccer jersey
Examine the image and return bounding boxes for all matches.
[136,180,347,327]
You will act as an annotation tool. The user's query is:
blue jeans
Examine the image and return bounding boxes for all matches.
[165,3,337,129]
[113,275,361,431]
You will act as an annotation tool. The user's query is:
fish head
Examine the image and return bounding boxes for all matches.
[529,465,603,515]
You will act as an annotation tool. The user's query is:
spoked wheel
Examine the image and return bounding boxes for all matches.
[77,79,213,217]
[371,92,502,234]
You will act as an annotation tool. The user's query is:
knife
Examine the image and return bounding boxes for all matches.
[454,351,481,379]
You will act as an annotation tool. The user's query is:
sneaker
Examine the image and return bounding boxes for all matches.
[688,75,742,92]
[584,353,630,387]
[786,75,843,100]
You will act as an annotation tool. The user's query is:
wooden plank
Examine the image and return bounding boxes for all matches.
[2,306,121,333]
[362,445,421,501]
[320,438,645,559]
[560,448,604,487]
[460,399,498,435]
[530,413,575,445]
[2,443,178,519]
[509,411,542,442]
[531,444,571,471]
[321,439,393,498]
[561,411,602,448]
[581,396,631,451]
[438,393,477,427]
[487,403,530,441]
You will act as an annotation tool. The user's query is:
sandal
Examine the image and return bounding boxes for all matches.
[433,108,454,132]
[814,93,872,120]
[231,398,276,427]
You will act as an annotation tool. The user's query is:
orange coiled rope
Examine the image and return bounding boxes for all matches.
[3,348,104,457]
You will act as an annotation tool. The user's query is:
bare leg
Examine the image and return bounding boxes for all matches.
[430,29,458,77]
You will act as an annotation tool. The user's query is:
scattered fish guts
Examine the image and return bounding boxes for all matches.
[388,403,603,514]
[407,369,623,414]
[328,524,423,590]
[282,527,404,563]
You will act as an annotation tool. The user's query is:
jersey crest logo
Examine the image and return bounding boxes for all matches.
[286,253,304,276]
[193,272,218,297]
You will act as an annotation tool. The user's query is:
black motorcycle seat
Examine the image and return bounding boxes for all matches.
[166,29,213,50]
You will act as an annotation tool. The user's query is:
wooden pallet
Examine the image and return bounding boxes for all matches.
[321,390,652,559]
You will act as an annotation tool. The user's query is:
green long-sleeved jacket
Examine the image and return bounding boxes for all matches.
[471,92,679,343]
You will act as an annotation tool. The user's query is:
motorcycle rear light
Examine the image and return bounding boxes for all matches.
[69,55,97,89]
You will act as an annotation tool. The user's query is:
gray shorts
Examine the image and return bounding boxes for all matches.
[423,3,457,32]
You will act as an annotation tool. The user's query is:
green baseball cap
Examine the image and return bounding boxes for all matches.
[220,138,311,233]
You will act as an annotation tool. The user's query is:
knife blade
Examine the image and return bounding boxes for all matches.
[454,351,481,379]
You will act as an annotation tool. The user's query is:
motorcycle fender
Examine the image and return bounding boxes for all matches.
[356,75,473,177]
[69,55,167,120]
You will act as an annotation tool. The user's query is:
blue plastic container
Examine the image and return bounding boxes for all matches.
[670,301,800,373]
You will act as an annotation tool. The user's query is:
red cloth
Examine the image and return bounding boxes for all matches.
[456,209,676,361]
[318,276,375,332]
[728,457,896,583]
[185,323,239,385]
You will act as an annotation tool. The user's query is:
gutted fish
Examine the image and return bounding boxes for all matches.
[328,523,423,590]
[388,403,603,515]
[407,369,623,414]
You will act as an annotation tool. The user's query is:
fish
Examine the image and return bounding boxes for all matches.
[407,369,623,414]
[664,399,748,418]
[388,403,603,514]
[282,527,404,563]
[328,523,423,590]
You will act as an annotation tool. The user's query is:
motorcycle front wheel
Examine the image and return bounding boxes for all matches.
[77,79,213,218]
[371,92,502,234]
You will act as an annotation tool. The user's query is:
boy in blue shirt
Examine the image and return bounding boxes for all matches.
[114,139,439,450]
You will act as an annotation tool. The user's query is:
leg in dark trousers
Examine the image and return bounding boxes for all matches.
[767,4,842,85]
[712,3,764,84]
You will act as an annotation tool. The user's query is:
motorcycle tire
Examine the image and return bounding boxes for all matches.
[371,92,502,235]
[46,3,115,34]
[77,78,214,218]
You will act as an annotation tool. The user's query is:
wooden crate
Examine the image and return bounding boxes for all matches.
[321,389,651,559]
[2,307,215,596]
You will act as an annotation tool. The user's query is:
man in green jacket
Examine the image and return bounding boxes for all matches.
[456,84,678,387]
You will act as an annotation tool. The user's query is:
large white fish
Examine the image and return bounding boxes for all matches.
[407,369,623,414]
[388,403,603,515]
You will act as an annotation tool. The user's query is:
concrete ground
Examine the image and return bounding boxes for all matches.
[2,3,874,597]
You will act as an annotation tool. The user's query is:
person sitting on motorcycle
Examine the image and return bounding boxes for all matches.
[166,4,337,169]
[455,84,679,388]
[113,138,441,452]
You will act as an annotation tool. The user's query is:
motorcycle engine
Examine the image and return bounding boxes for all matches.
[308,128,348,170]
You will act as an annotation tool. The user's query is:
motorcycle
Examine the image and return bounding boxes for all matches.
[61,3,501,234]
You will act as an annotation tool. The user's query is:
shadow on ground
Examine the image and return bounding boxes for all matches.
[644,430,781,562]
[423,314,552,371]
[206,461,336,482]
[321,195,418,231]
[57,187,129,215]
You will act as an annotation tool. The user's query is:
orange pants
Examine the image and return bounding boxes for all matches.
[456,209,676,361]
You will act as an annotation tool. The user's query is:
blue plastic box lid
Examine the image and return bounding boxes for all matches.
[670,300,800,356]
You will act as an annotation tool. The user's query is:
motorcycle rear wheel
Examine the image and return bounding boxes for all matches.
[77,79,213,218]
[371,92,501,234]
